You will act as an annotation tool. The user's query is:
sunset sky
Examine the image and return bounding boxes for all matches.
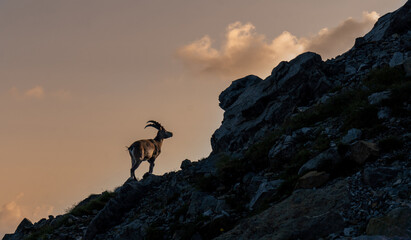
[0,0,406,236]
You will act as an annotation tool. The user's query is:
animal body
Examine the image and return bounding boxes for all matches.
[128,120,173,180]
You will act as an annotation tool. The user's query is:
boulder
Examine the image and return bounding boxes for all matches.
[298,148,341,176]
[368,91,391,105]
[341,128,362,144]
[268,134,296,166]
[389,52,404,67]
[349,141,379,165]
[180,159,192,170]
[295,171,330,189]
[219,75,262,110]
[187,192,218,217]
[248,179,284,210]
[366,207,411,238]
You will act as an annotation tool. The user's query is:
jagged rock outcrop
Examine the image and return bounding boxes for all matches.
[211,1,411,156]
[3,1,411,240]
[211,52,334,154]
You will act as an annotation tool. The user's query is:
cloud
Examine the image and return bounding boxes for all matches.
[0,194,24,237]
[8,86,71,100]
[0,193,54,237]
[25,86,45,99]
[177,11,379,79]
[305,11,379,59]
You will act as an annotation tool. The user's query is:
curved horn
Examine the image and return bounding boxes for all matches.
[145,120,163,130]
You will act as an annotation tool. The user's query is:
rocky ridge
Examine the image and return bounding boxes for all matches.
[4,1,411,240]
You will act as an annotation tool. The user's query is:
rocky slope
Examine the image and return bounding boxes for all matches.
[4,1,411,240]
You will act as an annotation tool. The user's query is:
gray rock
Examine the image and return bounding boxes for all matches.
[180,159,192,170]
[246,175,265,195]
[389,52,404,67]
[248,179,284,210]
[368,91,391,105]
[298,148,341,176]
[366,207,411,238]
[345,65,357,75]
[187,192,218,217]
[295,171,330,189]
[378,107,391,119]
[349,141,379,165]
[268,135,296,166]
[219,75,262,110]
[342,128,362,144]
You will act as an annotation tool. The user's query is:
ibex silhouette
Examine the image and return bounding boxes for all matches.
[128,120,173,180]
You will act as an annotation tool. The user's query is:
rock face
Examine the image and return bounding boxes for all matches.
[216,179,350,240]
[3,1,411,240]
[211,52,333,154]
[211,0,411,156]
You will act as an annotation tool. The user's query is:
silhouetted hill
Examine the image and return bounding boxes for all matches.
[4,1,411,239]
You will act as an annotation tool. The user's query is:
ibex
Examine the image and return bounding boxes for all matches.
[128,120,173,180]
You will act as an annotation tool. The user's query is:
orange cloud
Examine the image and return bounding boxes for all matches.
[25,86,45,99]
[0,194,23,237]
[0,193,54,237]
[177,11,379,79]
[8,86,71,101]
[305,11,379,59]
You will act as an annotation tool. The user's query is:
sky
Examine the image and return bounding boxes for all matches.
[0,0,406,236]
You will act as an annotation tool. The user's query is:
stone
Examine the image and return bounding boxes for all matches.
[345,65,357,75]
[180,159,192,170]
[368,91,391,105]
[15,218,33,232]
[248,180,284,210]
[268,135,296,167]
[295,171,330,189]
[377,107,391,119]
[344,227,355,237]
[366,207,411,238]
[187,192,218,217]
[298,148,341,176]
[349,141,379,165]
[389,52,404,67]
[341,128,362,144]
[219,75,262,110]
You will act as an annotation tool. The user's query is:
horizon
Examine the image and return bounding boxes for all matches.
[0,0,407,236]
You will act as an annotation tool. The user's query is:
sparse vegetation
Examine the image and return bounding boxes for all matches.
[24,216,70,240]
[364,66,407,91]
[68,191,116,217]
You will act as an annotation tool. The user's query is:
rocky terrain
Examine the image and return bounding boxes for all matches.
[4,1,411,240]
